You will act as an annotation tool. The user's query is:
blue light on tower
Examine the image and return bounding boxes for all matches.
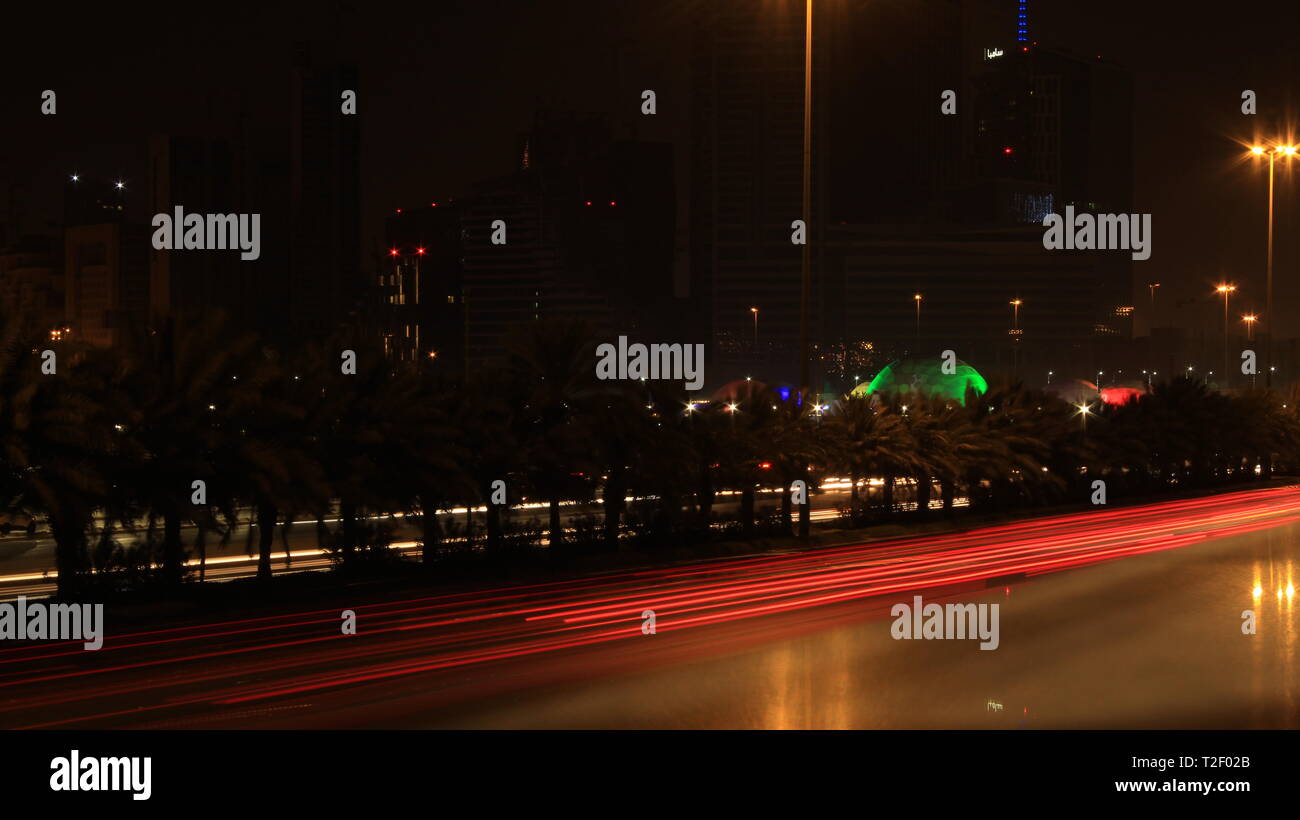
[1017,1,1028,42]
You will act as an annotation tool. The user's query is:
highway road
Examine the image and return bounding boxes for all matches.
[1,484,1296,729]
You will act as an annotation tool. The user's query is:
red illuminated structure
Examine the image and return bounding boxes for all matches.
[1100,386,1145,406]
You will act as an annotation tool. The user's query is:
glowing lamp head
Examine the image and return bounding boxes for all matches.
[1252,146,1266,155]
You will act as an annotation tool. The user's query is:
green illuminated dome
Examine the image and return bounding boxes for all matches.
[851,358,988,404]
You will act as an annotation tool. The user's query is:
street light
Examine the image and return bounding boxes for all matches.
[913,293,923,342]
[1147,282,1161,326]
[1243,313,1258,341]
[1249,143,1297,386]
[750,306,759,349]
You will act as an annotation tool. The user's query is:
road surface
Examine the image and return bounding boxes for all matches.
[1,485,1296,729]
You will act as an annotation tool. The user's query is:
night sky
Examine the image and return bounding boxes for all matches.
[4,0,1300,333]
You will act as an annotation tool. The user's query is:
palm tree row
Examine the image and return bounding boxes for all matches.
[4,312,1299,598]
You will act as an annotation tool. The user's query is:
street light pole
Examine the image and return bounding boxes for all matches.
[750,306,759,350]
[798,0,812,407]
[913,293,922,343]
[1009,298,1023,376]
[1216,284,1235,387]
[1244,313,1259,389]
[1250,143,1296,386]
[1267,151,1275,387]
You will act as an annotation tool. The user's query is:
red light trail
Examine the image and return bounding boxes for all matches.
[3,485,1299,728]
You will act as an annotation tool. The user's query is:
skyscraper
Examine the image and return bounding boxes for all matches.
[690,0,1134,388]
[690,0,812,384]
[289,42,361,340]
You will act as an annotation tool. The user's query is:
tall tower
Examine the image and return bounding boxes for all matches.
[289,42,361,340]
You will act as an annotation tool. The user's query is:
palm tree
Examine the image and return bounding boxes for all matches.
[1137,377,1220,488]
[585,384,657,549]
[903,395,987,518]
[960,383,1067,511]
[111,311,266,584]
[682,401,727,525]
[297,333,420,565]
[0,321,116,596]
[859,399,926,519]
[210,352,325,580]
[373,367,475,563]
[629,381,698,542]
[767,397,821,536]
[446,369,517,553]
[828,395,902,524]
[505,319,602,551]
[713,384,780,538]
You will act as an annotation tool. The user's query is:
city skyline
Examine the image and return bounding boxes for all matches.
[3,0,1300,330]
